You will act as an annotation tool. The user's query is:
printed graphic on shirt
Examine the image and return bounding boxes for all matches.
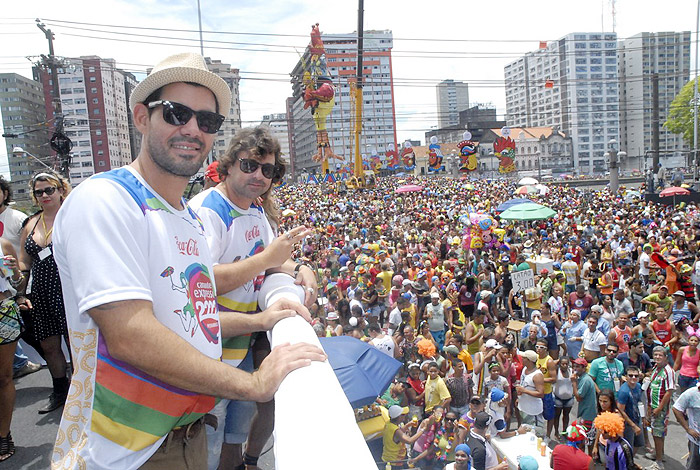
[161,263,219,344]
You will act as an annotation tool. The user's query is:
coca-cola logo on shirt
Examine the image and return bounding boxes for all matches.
[174,236,200,256]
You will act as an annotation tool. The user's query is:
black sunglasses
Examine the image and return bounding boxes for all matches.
[237,158,285,181]
[33,187,57,197]
[147,100,225,134]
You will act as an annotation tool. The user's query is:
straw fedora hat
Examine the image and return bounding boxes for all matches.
[129,53,232,113]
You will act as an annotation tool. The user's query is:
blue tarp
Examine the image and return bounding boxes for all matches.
[495,197,534,213]
[319,336,402,408]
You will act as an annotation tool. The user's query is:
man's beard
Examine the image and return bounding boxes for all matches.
[148,135,208,177]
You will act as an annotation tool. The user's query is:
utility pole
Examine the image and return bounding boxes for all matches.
[36,20,72,178]
[651,73,660,173]
[352,0,365,182]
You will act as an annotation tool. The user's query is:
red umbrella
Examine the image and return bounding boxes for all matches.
[395,184,423,193]
[660,186,690,205]
[660,186,690,197]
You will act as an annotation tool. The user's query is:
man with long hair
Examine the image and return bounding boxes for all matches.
[189,126,318,470]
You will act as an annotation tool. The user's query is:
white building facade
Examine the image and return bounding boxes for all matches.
[618,32,691,173]
[436,80,469,128]
[260,113,290,159]
[505,33,620,175]
[205,58,241,160]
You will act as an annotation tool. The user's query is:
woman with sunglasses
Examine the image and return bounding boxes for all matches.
[18,172,72,414]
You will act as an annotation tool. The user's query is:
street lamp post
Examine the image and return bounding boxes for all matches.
[12,146,56,172]
[606,139,626,193]
[535,150,542,180]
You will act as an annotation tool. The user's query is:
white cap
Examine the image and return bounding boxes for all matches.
[481,290,492,298]
[485,339,502,349]
[637,312,650,318]
[388,405,409,419]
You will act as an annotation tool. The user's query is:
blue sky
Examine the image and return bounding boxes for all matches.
[1,0,697,173]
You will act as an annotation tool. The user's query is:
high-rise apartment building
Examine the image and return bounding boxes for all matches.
[34,56,134,185]
[436,80,469,128]
[289,29,397,175]
[260,113,290,159]
[618,32,691,172]
[0,73,50,205]
[205,58,241,159]
[505,33,619,175]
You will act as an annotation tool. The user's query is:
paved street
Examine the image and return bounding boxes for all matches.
[7,368,693,469]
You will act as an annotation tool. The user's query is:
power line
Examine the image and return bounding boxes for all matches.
[33,17,695,45]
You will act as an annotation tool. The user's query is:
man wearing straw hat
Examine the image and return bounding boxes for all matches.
[51,52,325,470]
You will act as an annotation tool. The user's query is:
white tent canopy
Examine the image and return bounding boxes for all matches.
[518,177,538,186]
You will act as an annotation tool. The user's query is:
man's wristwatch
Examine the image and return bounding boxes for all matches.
[294,263,305,276]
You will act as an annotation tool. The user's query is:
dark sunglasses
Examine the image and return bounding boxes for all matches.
[237,158,285,181]
[33,187,57,197]
[445,417,456,421]
[147,100,225,134]
[607,349,618,353]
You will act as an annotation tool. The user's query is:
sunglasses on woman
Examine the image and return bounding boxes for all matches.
[33,187,57,198]
[147,100,225,134]
[237,158,284,181]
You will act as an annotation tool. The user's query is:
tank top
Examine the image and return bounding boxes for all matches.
[652,320,673,345]
[680,347,700,378]
[382,422,406,462]
[536,355,553,394]
[600,272,614,295]
[554,368,573,399]
[613,326,632,353]
[518,368,544,415]
[672,301,693,324]
[467,321,484,355]
[371,335,395,357]
[543,318,557,344]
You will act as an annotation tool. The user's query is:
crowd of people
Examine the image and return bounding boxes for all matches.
[272,172,700,469]
[1,50,700,470]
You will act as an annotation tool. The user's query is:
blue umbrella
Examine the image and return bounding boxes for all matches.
[319,336,402,408]
[495,198,534,213]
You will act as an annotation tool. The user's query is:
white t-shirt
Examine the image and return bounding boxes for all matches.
[0,206,27,253]
[387,307,402,335]
[426,301,445,331]
[189,187,274,367]
[370,334,395,357]
[52,167,221,470]
[639,252,651,276]
[583,328,607,352]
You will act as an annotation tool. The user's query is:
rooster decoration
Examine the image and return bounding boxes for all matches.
[301,24,342,170]
[427,136,444,173]
[494,136,516,173]
[458,140,479,172]
[385,143,399,171]
[401,142,416,171]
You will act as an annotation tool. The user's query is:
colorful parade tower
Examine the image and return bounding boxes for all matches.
[301,24,341,176]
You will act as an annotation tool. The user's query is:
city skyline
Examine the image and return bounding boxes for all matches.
[1,0,699,179]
